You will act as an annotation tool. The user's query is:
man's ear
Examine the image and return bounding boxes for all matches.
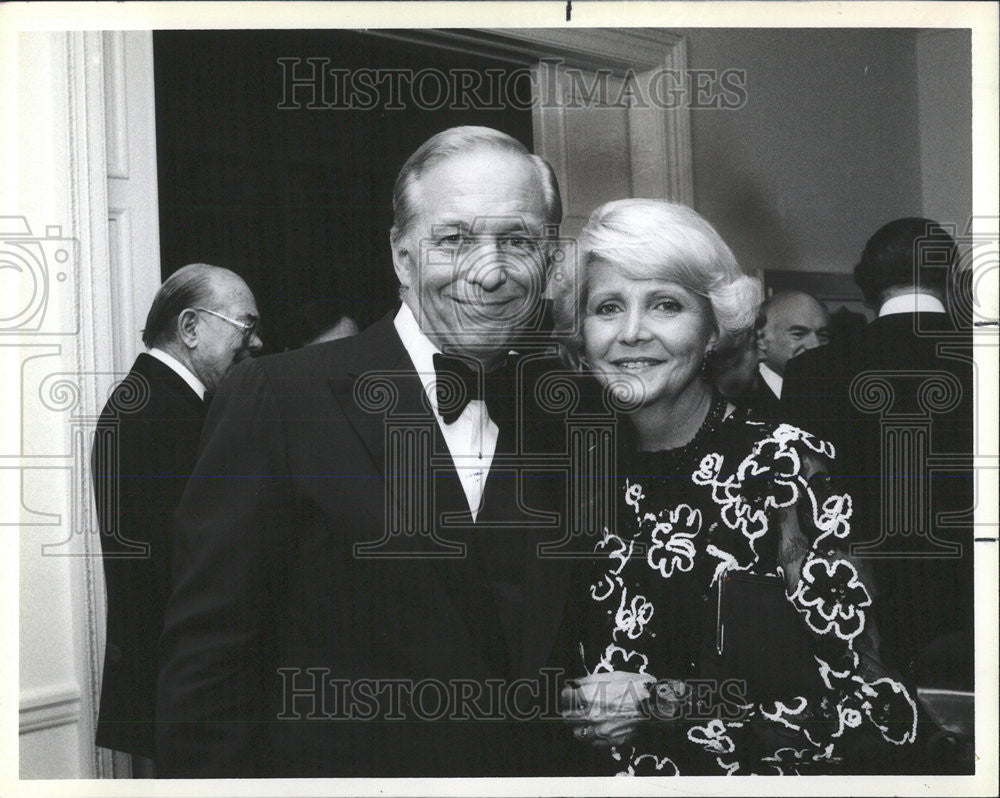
[177,308,200,349]
[755,327,767,356]
[390,231,412,290]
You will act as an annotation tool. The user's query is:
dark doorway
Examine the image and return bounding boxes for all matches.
[153,29,534,352]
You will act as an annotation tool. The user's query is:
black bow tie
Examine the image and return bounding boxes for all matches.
[432,353,516,425]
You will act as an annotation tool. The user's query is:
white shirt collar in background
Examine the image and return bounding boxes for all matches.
[148,347,207,400]
[879,292,947,317]
[758,362,783,399]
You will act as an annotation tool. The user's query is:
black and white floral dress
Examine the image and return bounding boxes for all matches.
[577,395,919,775]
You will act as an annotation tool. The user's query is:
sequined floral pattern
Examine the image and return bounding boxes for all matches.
[577,404,918,775]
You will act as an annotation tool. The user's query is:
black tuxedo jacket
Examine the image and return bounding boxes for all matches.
[782,312,974,685]
[156,314,587,777]
[91,352,208,759]
[731,375,786,425]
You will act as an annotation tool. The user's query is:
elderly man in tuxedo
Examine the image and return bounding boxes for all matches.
[157,127,587,778]
[782,218,974,695]
[717,290,828,424]
[757,289,830,400]
[92,263,262,769]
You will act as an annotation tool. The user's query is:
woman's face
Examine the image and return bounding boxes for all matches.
[582,259,717,409]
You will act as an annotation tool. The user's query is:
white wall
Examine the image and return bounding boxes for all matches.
[10,31,159,782]
[916,29,973,233]
[684,28,937,275]
[9,32,92,779]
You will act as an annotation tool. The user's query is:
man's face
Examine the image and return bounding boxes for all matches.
[392,148,549,362]
[191,276,263,392]
[758,295,830,375]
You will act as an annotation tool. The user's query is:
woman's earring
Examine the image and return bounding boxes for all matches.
[700,349,714,377]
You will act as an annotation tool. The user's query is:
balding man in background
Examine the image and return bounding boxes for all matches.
[719,291,830,423]
[757,289,831,401]
[91,263,262,772]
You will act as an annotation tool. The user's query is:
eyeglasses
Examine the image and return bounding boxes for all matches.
[193,306,262,346]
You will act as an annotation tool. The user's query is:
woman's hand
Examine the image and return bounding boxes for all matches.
[560,671,656,748]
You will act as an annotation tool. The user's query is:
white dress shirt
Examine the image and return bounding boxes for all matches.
[394,304,499,520]
[758,362,783,399]
[879,292,947,317]
[148,347,207,400]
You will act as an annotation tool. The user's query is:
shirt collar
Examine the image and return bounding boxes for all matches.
[393,303,443,409]
[879,292,947,317]
[758,362,783,399]
[148,347,207,400]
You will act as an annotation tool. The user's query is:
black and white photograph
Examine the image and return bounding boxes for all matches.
[2,1,997,795]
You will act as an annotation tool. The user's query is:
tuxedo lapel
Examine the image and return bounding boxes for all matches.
[505,398,574,679]
[430,425,512,675]
[330,314,425,479]
[329,313,510,674]
[476,361,575,679]
[328,320,574,680]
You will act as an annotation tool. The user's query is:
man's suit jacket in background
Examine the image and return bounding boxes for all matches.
[733,377,786,426]
[91,352,207,759]
[781,312,974,687]
[156,313,588,777]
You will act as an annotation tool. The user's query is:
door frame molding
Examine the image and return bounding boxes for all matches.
[366,28,694,205]
[54,29,158,779]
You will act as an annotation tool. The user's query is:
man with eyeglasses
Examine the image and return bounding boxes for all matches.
[90,262,261,774]
[157,128,591,778]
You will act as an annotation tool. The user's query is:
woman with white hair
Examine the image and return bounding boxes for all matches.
[555,199,918,775]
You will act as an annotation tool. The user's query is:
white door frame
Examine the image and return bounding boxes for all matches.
[16,30,160,779]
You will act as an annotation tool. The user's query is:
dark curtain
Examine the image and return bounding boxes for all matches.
[154,29,534,352]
